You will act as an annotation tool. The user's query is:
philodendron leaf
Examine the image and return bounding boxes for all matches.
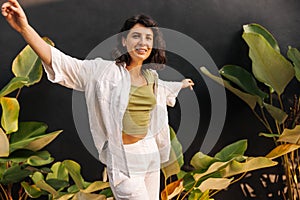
[277,125,300,144]
[243,23,280,52]
[0,77,29,98]
[200,67,258,110]
[220,157,277,178]
[215,139,247,162]
[242,32,294,95]
[220,65,268,101]
[0,164,32,184]
[1,97,19,134]
[287,46,300,82]
[21,181,44,198]
[198,177,233,192]
[190,152,215,171]
[27,151,54,166]
[35,179,59,198]
[63,160,85,190]
[46,162,69,182]
[10,122,48,143]
[23,130,63,151]
[263,103,288,124]
[12,37,54,86]
[0,128,9,157]
[266,144,300,159]
[161,127,184,179]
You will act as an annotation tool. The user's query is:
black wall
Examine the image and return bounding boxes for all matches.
[1,0,299,199]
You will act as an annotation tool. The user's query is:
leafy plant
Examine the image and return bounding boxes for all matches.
[160,127,277,200]
[200,23,300,199]
[0,39,112,200]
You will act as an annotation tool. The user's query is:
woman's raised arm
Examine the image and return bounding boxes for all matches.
[2,0,52,66]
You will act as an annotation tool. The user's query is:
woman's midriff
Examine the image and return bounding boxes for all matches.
[122,132,147,144]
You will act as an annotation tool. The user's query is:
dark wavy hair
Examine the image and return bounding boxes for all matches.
[112,14,166,70]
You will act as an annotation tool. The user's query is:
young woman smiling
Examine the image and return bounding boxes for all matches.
[2,0,194,199]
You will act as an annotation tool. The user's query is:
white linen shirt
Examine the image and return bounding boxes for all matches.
[42,46,183,185]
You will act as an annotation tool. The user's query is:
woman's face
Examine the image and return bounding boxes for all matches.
[122,23,154,65]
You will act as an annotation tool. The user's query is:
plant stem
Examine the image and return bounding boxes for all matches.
[16,88,22,99]
[252,109,273,133]
[283,154,294,200]
[0,184,9,200]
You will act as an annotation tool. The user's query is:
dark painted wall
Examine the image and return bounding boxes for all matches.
[1,0,299,199]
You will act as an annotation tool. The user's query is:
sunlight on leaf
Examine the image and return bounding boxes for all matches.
[190,152,215,171]
[198,177,233,192]
[221,157,277,178]
[12,37,54,86]
[161,179,183,200]
[0,128,9,157]
[63,160,85,189]
[266,144,300,159]
[277,125,300,144]
[1,97,19,134]
[242,32,294,95]
[81,181,110,193]
[243,23,280,52]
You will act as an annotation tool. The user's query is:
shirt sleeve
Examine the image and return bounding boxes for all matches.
[158,79,183,107]
[42,45,92,91]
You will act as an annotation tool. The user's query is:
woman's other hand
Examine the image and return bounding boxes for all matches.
[181,78,194,90]
[2,0,28,33]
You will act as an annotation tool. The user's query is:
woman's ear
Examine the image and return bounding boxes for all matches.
[122,37,126,47]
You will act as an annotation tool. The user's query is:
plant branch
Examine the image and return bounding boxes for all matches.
[0,184,9,200]
[16,88,22,99]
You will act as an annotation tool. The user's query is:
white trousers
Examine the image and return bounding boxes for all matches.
[108,137,160,200]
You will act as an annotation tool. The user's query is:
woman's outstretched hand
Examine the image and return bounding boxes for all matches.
[2,0,28,33]
[181,78,194,90]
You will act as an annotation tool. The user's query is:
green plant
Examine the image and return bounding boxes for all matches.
[160,127,277,200]
[201,23,300,199]
[0,39,111,200]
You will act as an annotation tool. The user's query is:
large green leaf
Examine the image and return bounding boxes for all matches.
[23,130,62,151]
[46,162,69,182]
[9,122,62,152]
[242,32,295,95]
[243,23,280,52]
[46,179,69,191]
[0,77,29,98]
[12,37,54,86]
[27,151,54,166]
[263,103,288,124]
[198,177,233,192]
[190,152,215,171]
[277,125,300,144]
[214,139,247,162]
[161,127,184,179]
[10,122,48,143]
[266,144,300,159]
[0,164,32,184]
[63,160,85,190]
[35,179,60,198]
[200,67,258,110]
[21,181,44,198]
[0,128,9,157]
[0,150,50,164]
[220,65,268,102]
[287,46,300,81]
[1,97,19,134]
[220,157,277,178]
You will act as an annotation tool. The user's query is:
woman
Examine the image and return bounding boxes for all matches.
[2,0,194,199]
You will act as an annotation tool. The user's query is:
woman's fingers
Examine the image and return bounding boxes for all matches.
[182,78,194,90]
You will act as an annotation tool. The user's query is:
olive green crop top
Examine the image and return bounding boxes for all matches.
[122,70,156,135]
